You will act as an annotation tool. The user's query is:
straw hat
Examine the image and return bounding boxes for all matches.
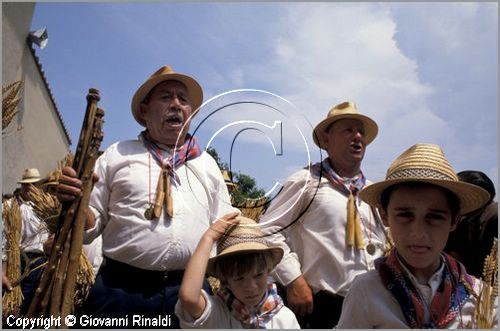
[313,101,378,149]
[18,168,42,184]
[359,143,490,215]
[206,216,283,276]
[131,65,203,127]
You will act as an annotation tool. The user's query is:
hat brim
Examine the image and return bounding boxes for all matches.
[313,114,378,149]
[206,243,283,277]
[359,178,490,215]
[131,72,203,127]
[18,178,42,184]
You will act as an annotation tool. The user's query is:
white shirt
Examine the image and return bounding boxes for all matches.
[260,169,388,296]
[336,265,498,329]
[19,201,49,255]
[83,139,237,271]
[175,289,301,329]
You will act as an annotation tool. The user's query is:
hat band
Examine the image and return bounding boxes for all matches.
[387,168,456,182]
[217,233,266,254]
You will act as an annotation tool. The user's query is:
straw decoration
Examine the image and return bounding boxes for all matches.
[2,80,22,132]
[2,199,24,318]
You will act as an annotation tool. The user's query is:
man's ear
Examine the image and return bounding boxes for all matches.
[379,206,390,227]
[450,214,461,232]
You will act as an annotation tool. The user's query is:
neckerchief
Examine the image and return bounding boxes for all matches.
[310,158,367,249]
[375,248,475,328]
[138,130,202,218]
[217,283,283,329]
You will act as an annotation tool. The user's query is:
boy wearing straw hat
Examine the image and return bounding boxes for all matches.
[57,65,238,327]
[336,143,497,328]
[260,101,389,328]
[176,214,300,328]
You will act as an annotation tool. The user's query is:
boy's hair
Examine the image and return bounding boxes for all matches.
[212,250,275,284]
[380,181,460,219]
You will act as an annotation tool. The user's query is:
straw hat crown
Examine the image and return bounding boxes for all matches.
[18,168,42,184]
[206,216,283,276]
[359,143,490,215]
[131,65,203,127]
[313,101,378,149]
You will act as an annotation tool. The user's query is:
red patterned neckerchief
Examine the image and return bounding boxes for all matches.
[138,130,202,219]
[375,248,475,328]
[217,282,283,328]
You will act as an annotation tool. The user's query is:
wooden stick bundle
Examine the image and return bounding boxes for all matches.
[26,88,104,327]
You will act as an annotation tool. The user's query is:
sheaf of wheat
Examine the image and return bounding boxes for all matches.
[2,199,24,318]
[470,238,498,328]
[2,80,22,131]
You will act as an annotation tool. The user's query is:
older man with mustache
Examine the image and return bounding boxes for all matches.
[260,101,390,328]
[57,66,239,327]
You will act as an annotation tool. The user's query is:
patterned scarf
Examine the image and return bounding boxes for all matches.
[138,130,202,218]
[375,248,475,328]
[310,158,367,248]
[217,283,284,329]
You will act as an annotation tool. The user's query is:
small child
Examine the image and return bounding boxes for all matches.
[336,143,498,329]
[175,214,300,328]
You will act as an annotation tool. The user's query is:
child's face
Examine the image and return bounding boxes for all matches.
[226,268,269,307]
[381,185,459,281]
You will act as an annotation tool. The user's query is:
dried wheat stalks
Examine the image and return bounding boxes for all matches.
[2,199,24,318]
[240,197,267,222]
[2,80,22,131]
[73,253,95,308]
[29,186,61,233]
[28,185,95,310]
[470,238,498,328]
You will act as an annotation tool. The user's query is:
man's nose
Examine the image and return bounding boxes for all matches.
[169,95,182,109]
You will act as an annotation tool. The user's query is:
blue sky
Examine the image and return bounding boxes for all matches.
[30,2,498,195]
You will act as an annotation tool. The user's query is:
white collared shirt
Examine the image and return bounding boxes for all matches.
[83,139,238,271]
[260,169,388,296]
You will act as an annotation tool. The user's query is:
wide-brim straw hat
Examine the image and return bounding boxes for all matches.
[313,101,378,149]
[359,143,490,215]
[131,65,203,127]
[18,168,42,184]
[207,216,283,276]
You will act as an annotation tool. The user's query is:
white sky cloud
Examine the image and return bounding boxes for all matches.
[28,2,497,191]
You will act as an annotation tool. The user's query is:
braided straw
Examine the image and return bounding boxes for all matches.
[360,144,490,215]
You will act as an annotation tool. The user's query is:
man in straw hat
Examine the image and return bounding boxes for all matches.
[57,65,238,327]
[175,215,299,328]
[2,168,49,313]
[260,101,389,328]
[337,143,497,328]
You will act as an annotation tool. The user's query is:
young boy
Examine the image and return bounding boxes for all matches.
[175,214,300,328]
[336,143,497,329]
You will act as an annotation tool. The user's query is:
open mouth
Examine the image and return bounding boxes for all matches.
[165,112,183,126]
[351,141,363,152]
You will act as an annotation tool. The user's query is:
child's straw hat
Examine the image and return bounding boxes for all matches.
[359,143,490,215]
[207,216,283,276]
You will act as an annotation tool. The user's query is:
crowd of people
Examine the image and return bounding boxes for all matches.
[2,65,497,329]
